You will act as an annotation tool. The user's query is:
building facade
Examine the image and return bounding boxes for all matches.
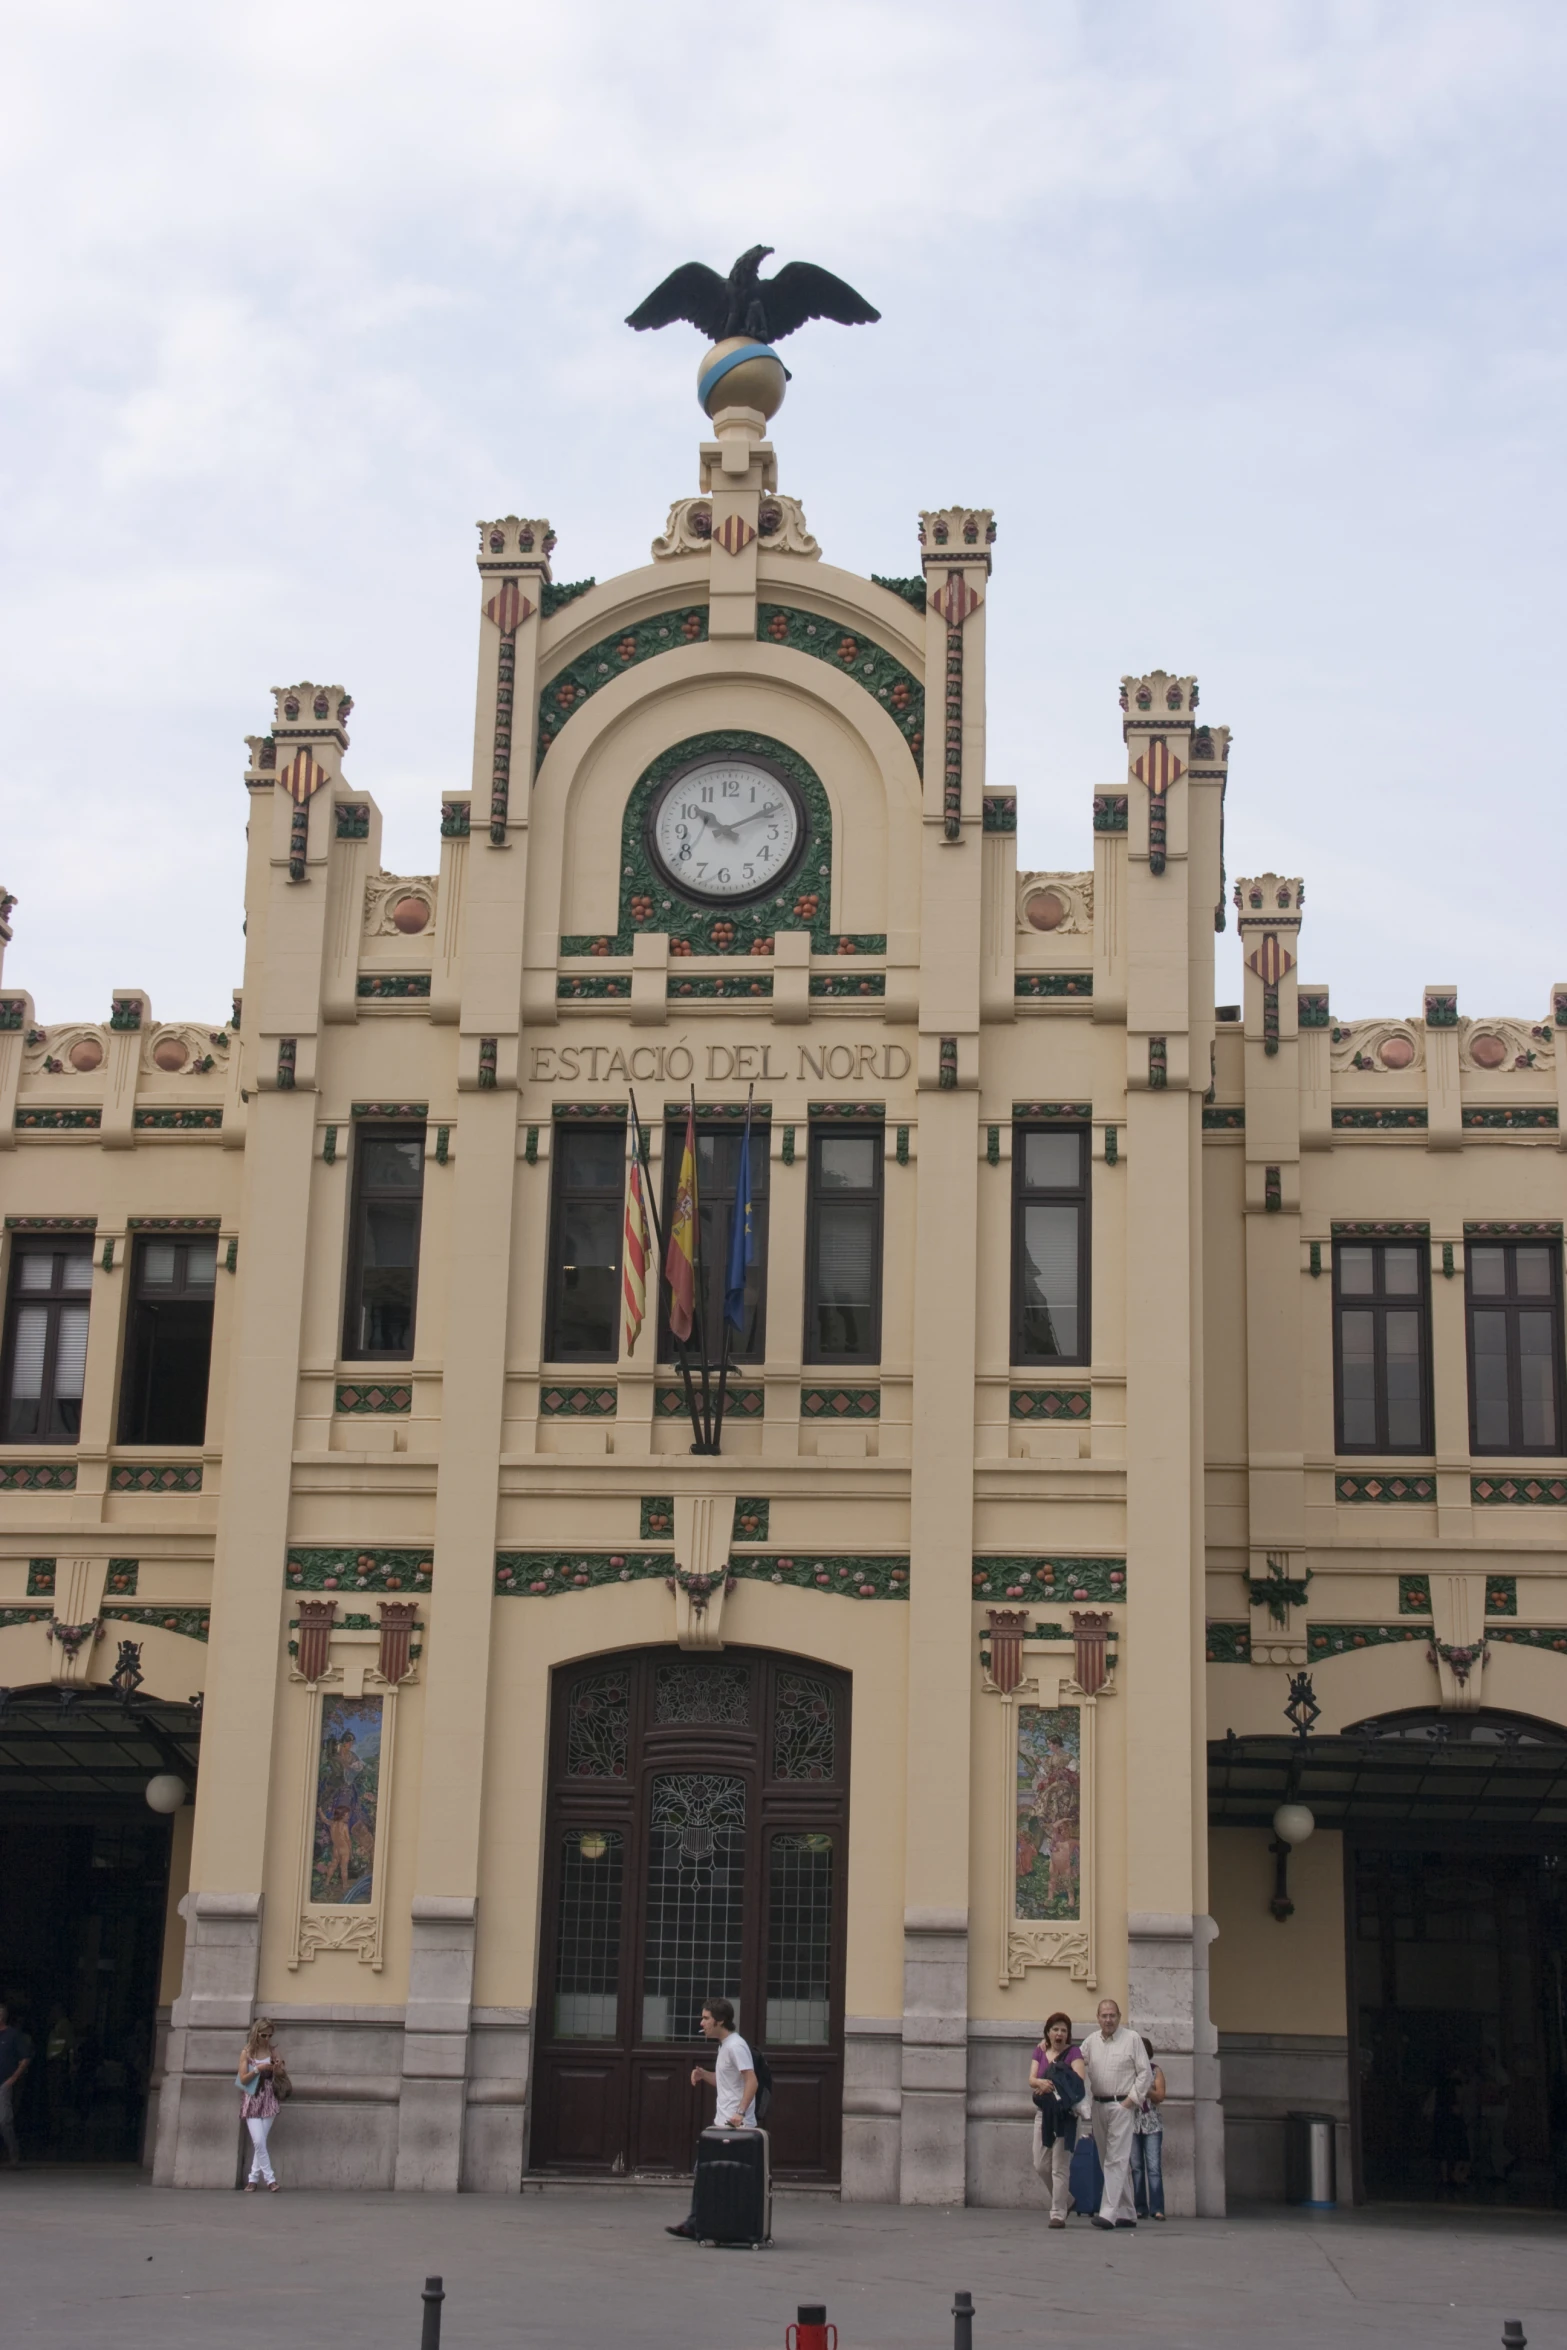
[1,373,1563,2209]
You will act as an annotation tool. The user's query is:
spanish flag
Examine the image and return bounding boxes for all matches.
[622,1148,651,1356]
[665,1107,698,1343]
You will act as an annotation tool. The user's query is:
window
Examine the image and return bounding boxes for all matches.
[1012,1127,1089,1364]
[342,1127,425,1360]
[1333,1242,1432,1454]
[1467,1242,1565,1455]
[1,1240,92,1441]
[658,1119,770,1362]
[545,1126,625,1361]
[118,1236,217,1445]
[804,1126,882,1364]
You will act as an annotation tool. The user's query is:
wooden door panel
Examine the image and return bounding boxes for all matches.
[630,2055,701,2171]
[764,2060,838,2175]
[534,2054,624,2169]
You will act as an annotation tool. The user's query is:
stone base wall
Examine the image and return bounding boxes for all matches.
[1219,2031,1353,2205]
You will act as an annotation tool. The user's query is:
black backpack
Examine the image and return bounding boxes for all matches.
[751,2044,774,2125]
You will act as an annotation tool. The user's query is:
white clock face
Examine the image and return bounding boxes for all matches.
[649,761,805,904]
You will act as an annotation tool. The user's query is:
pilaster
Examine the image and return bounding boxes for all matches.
[699,409,774,640]
[1237,876,1306,1560]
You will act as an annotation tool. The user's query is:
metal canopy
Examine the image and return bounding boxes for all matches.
[0,1685,201,1800]
[1208,1724,1567,1834]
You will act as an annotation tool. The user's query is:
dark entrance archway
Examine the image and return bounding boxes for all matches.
[0,1685,200,2164]
[530,1647,849,2181]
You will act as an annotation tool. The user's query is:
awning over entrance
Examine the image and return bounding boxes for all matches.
[0,1685,201,1808]
[1208,1713,1567,1833]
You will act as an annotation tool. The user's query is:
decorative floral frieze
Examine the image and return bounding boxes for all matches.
[1461,1107,1557,1130]
[639,1496,674,1539]
[356,975,431,1000]
[1202,1106,1245,1130]
[809,973,883,999]
[537,608,708,766]
[25,1559,54,1595]
[1485,1576,1518,1616]
[756,607,924,770]
[1331,1107,1428,1131]
[0,1462,77,1490]
[1015,973,1092,999]
[352,1102,428,1119]
[1092,793,1128,832]
[1309,1623,1429,1657]
[972,1558,1126,1602]
[126,1216,220,1232]
[495,1551,675,1594]
[982,795,1017,834]
[801,1387,879,1419]
[109,1463,203,1492]
[335,1382,412,1414]
[1490,1627,1567,1655]
[540,1383,617,1417]
[0,1605,53,1629]
[1009,1388,1091,1420]
[286,1550,432,1592]
[870,574,926,611]
[807,1101,884,1121]
[1332,1220,1429,1238]
[1464,1220,1563,1238]
[4,1215,96,1231]
[670,974,776,999]
[1206,1623,1251,1664]
[1012,1101,1092,1122]
[1398,1574,1432,1616]
[1472,1474,1567,1506]
[655,1384,762,1417]
[133,1109,222,1131]
[732,1554,908,1600]
[551,1101,627,1123]
[106,1559,138,1594]
[558,974,633,1000]
[542,577,596,617]
[732,1496,770,1540]
[102,1605,210,1642]
[1336,1473,1435,1503]
[15,1108,102,1131]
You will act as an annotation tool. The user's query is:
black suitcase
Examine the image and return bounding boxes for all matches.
[691,2125,771,2246]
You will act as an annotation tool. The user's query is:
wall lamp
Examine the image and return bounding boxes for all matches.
[1268,1801,1315,1921]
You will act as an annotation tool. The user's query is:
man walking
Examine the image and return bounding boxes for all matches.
[665,1998,758,2240]
[0,2004,33,2169]
[1081,1996,1152,2229]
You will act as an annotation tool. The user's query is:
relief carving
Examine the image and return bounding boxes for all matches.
[1017,872,1094,937]
[363,871,437,939]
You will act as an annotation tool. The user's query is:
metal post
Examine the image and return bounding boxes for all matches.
[420,2275,444,2350]
[953,2290,974,2350]
[1502,2325,1526,2350]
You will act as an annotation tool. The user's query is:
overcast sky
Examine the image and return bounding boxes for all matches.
[2,0,1563,1026]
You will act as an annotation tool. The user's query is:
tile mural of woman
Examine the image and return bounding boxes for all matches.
[1016,1705,1081,1922]
[311,1695,383,1905]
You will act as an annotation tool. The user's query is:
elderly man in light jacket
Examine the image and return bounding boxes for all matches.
[1080,1997,1153,2228]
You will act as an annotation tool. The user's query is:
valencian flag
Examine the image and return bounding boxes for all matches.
[665,1107,698,1344]
[622,1147,651,1356]
[724,1104,755,1334]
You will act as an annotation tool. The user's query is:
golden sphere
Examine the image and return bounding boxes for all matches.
[697,337,787,422]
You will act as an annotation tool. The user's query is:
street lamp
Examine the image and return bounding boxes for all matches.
[1268,1800,1315,1921]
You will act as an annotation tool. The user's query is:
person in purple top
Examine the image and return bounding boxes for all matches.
[1028,2011,1087,2225]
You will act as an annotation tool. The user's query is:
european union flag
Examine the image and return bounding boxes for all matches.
[723,1110,755,1334]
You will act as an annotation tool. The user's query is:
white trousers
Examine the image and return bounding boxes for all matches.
[246,2115,276,2183]
[1030,2114,1073,2220]
[1090,2100,1137,2222]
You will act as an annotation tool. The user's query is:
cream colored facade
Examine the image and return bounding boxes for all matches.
[1,387,1564,2209]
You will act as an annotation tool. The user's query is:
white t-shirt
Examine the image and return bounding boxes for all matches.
[713,2032,757,2127]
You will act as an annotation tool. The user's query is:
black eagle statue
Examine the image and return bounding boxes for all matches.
[626,244,880,344]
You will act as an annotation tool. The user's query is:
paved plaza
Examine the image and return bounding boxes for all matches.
[1,2175,1562,2350]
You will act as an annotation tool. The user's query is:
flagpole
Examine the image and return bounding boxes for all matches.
[628,1089,703,1446]
[712,1082,754,1455]
[686,1084,718,1454]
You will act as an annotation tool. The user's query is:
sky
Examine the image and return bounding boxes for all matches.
[2,0,1564,1026]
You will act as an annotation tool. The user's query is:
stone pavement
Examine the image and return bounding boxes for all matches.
[2,2172,1563,2350]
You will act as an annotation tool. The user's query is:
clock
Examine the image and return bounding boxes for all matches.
[646,757,807,906]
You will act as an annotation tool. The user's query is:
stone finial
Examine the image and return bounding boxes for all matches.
[1120,671,1197,729]
[271,684,352,750]
[918,508,995,573]
[1235,875,1304,921]
[477,517,555,577]
[1189,722,1231,769]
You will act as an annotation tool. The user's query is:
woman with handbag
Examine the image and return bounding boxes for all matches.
[1130,2037,1166,2219]
[1028,2012,1087,2227]
[237,2018,290,2191]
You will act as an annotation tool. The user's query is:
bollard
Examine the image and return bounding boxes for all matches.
[953,2289,975,2350]
[1502,2326,1526,2350]
[420,2275,445,2350]
[787,2305,837,2350]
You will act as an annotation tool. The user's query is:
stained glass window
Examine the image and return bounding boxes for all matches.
[641,1773,746,2041]
[565,1668,631,1778]
[553,1827,623,2038]
[767,1832,833,2043]
[772,1671,835,1780]
[654,1660,749,1727]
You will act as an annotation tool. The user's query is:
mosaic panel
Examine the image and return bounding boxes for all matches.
[540,1383,618,1417]
[335,1382,412,1414]
[1336,1473,1435,1503]
[1308,1623,1431,1657]
[731,1497,770,1541]
[0,1463,77,1490]
[286,1550,433,1592]
[730,1555,908,1600]
[1009,1388,1091,1421]
[800,1387,879,1420]
[1205,1623,1251,1664]
[102,1605,210,1641]
[1485,1576,1518,1617]
[1016,1705,1081,1922]
[639,1497,674,1540]
[1398,1575,1433,1616]
[972,1558,1125,1602]
[311,1694,382,1905]
[109,1464,203,1492]
[1472,1474,1567,1506]
[1014,974,1092,1000]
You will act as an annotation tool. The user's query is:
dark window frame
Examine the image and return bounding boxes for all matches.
[544,1123,627,1364]
[1465,1240,1567,1457]
[1,1238,94,1444]
[1332,1240,1435,1456]
[802,1123,883,1368]
[117,1233,218,1446]
[656,1115,772,1366]
[1010,1124,1091,1368]
[341,1123,426,1364]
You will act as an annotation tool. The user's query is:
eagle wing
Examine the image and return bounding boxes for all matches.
[625,262,730,338]
[761,261,880,341]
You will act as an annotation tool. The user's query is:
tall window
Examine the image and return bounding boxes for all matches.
[1333,1242,1432,1454]
[803,1126,882,1365]
[545,1125,625,1361]
[658,1119,770,1362]
[118,1236,217,1445]
[1012,1127,1089,1364]
[1,1239,92,1441]
[1467,1242,1565,1455]
[342,1126,425,1361]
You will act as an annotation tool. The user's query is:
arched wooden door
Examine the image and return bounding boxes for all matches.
[530,1647,849,2180]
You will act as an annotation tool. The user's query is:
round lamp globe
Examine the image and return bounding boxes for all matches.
[145,1773,188,1815]
[1272,1801,1315,1847]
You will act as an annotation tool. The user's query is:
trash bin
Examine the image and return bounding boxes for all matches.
[1284,2111,1336,2208]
